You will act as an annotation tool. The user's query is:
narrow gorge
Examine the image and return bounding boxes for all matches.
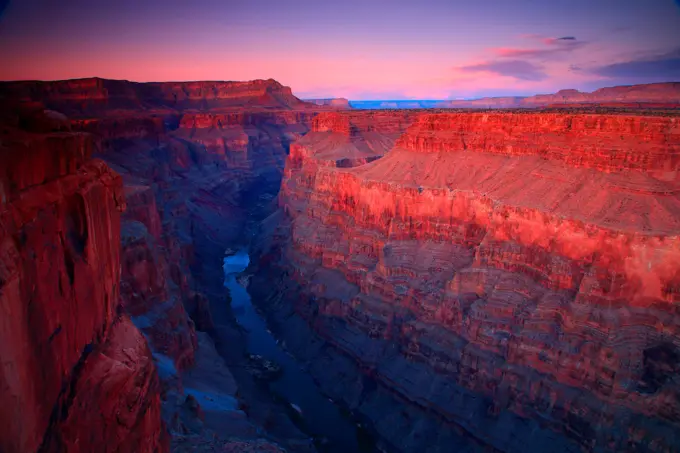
[1,78,679,453]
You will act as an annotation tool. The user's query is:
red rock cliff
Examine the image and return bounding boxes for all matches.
[0,111,166,453]
[397,113,680,174]
[267,111,680,452]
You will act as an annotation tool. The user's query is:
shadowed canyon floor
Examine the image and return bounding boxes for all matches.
[1,78,680,453]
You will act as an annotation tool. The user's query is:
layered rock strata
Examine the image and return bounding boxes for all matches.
[259,111,680,452]
[288,111,418,168]
[0,111,167,453]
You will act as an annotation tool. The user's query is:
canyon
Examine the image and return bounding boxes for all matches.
[1,78,679,453]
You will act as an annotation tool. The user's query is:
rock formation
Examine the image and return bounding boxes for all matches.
[254,110,680,452]
[0,108,167,453]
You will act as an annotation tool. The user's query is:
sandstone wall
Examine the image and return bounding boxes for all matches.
[0,113,167,453]
[267,111,680,452]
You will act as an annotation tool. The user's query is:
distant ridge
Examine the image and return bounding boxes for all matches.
[0,77,308,115]
[345,82,680,109]
[436,82,680,109]
[303,98,351,109]
[350,100,442,109]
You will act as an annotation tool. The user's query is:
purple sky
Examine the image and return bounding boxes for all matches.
[0,0,678,99]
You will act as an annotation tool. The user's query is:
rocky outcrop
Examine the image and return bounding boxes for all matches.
[4,75,680,452]
[0,110,166,453]
[437,82,680,109]
[39,316,167,453]
[258,111,680,452]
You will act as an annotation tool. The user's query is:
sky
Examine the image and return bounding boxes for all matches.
[0,0,679,99]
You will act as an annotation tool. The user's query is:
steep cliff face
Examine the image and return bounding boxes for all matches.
[0,111,166,453]
[258,111,680,452]
[397,113,680,175]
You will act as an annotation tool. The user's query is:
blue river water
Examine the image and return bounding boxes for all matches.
[223,250,373,452]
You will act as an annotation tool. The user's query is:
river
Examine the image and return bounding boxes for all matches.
[223,249,375,453]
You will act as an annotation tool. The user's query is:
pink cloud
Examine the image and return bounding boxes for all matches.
[491,36,586,59]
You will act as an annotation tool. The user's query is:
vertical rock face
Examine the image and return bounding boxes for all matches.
[261,111,680,452]
[0,110,166,453]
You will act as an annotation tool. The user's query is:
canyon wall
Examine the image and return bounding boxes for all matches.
[254,110,680,452]
[0,79,321,452]
[74,103,320,450]
[0,109,167,453]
